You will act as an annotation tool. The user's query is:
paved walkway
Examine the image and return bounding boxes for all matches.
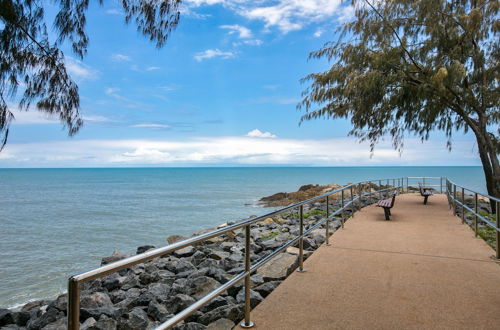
[238,193,500,330]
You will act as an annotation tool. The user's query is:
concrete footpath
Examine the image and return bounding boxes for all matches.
[237,193,500,330]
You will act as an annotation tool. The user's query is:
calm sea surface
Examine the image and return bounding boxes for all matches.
[0,166,485,307]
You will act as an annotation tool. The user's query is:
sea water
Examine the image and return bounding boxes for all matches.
[0,166,486,307]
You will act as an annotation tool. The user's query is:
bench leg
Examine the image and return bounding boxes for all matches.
[388,209,391,216]
[383,208,390,220]
[423,196,428,205]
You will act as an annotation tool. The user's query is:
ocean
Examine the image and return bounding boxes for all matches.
[0,166,486,308]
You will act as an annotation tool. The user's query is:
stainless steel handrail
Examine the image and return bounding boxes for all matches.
[445,178,500,260]
[66,176,498,329]
[67,177,407,329]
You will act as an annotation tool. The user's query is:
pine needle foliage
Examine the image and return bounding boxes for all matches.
[0,0,181,150]
[299,0,499,201]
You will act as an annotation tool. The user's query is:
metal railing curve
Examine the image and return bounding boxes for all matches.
[66,176,499,329]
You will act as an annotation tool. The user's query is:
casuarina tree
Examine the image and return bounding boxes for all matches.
[0,0,181,149]
[299,0,499,206]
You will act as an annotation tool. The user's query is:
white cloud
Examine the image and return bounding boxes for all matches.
[146,66,161,71]
[186,0,346,33]
[65,57,99,80]
[111,54,131,62]
[130,123,172,129]
[105,87,120,96]
[0,137,481,167]
[194,49,236,62]
[105,9,121,15]
[243,39,263,46]
[10,109,58,125]
[82,115,111,123]
[220,24,253,38]
[313,28,323,38]
[246,129,277,138]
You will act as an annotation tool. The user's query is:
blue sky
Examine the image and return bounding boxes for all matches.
[1,0,480,167]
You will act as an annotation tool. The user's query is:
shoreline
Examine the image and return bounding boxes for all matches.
[0,183,494,329]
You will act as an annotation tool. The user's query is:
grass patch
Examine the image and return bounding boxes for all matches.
[260,232,280,239]
[473,211,497,250]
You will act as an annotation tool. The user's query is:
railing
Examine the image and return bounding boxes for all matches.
[66,176,498,329]
[406,176,444,193]
[445,178,500,259]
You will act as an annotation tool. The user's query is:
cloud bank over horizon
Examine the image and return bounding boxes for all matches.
[0,134,480,168]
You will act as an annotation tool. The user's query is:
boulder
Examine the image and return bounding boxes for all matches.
[173,322,207,330]
[40,317,66,330]
[256,253,298,281]
[167,235,188,244]
[136,245,156,254]
[253,281,281,298]
[80,292,113,309]
[235,288,263,308]
[187,276,221,300]
[119,307,149,330]
[101,250,130,265]
[0,309,14,326]
[147,300,169,323]
[206,318,234,330]
[174,246,196,258]
[93,315,117,330]
[198,304,244,325]
[169,294,196,314]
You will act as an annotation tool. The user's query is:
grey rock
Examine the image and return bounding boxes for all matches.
[198,304,244,325]
[173,322,207,330]
[134,292,155,307]
[137,245,156,254]
[166,235,188,244]
[253,281,281,298]
[27,306,61,330]
[102,275,127,291]
[167,260,196,274]
[101,250,130,266]
[250,274,264,286]
[81,292,113,309]
[12,311,31,326]
[169,294,196,314]
[187,276,221,300]
[80,306,123,321]
[236,288,263,308]
[80,317,97,330]
[173,246,196,258]
[41,317,66,330]
[94,315,118,330]
[119,307,149,330]
[206,318,234,330]
[256,252,298,281]
[147,300,169,323]
[0,309,14,326]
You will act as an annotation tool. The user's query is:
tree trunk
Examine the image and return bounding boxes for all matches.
[475,130,500,214]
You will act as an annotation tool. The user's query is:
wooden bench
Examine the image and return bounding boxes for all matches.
[418,183,433,205]
[376,192,397,220]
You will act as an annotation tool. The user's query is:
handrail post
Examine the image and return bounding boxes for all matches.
[325,196,330,246]
[67,277,80,330]
[406,177,409,193]
[341,189,345,229]
[297,205,306,272]
[461,187,465,224]
[241,225,254,328]
[440,177,443,194]
[474,193,478,237]
[378,180,382,199]
[350,186,354,212]
[496,201,500,260]
[358,184,362,209]
[453,185,457,215]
